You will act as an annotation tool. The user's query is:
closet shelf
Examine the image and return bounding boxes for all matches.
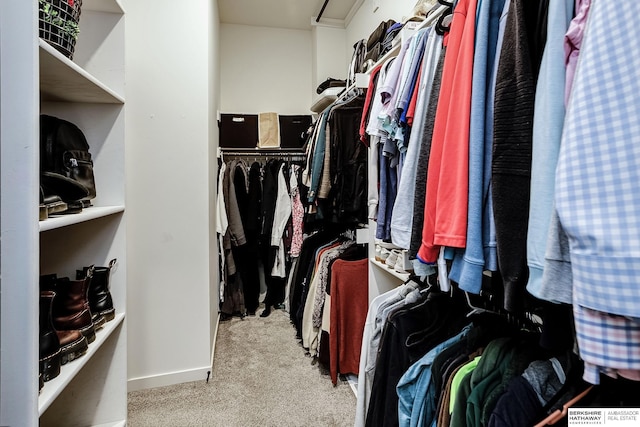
[310,74,369,113]
[39,206,125,232]
[370,257,410,282]
[38,313,126,415]
[364,44,401,76]
[39,40,124,104]
[310,86,343,113]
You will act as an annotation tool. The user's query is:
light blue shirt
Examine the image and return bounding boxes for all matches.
[397,325,472,427]
[526,0,574,299]
[390,29,443,249]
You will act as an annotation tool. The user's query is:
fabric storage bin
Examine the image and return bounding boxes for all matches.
[219,114,259,148]
[279,115,312,149]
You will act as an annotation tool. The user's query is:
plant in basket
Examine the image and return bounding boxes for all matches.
[38,0,82,60]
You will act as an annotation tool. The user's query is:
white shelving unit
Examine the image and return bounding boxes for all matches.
[1,1,127,425]
[39,206,125,232]
[310,74,370,114]
[370,257,411,282]
[311,86,344,113]
[38,313,125,415]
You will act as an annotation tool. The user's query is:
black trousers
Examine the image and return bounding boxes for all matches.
[232,238,260,314]
[261,244,289,308]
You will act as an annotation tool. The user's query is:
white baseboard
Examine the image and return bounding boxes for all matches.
[346,374,358,397]
[127,366,212,392]
[128,314,221,393]
[210,313,220,367]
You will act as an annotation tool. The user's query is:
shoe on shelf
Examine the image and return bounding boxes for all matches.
[39,291,61,383]
[56,329,88,365]
[394,255,409,274]
[39,186,68,220]
[374,245,382,262]
[379,248,391,264]
[41,271,96,345]
[391,250,411,274]
[386,250,400,269]
[77,259,117,330]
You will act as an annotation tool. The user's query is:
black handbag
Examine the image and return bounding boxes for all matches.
[364,19,397,64]
[40,115,96,205]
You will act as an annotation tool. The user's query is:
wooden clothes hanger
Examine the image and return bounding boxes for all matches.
[533,385,595,427]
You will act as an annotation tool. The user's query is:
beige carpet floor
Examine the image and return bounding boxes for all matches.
[128,308,357,426]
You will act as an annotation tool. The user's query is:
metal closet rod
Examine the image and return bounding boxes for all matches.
[220,148,305,157]
[316,0,330,22]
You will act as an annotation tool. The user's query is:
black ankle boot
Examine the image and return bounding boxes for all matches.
[260,306,272,318]
[40,291,61,382]
[78,259,116,328]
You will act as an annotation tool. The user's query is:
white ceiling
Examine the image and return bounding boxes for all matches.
[218,0,361,30]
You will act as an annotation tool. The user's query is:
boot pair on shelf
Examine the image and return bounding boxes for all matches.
[39,259,116,387]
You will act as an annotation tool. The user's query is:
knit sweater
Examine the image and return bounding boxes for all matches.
[491,0,547,312]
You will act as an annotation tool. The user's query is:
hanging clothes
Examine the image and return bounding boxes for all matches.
[491,0,548,313]
[329,258,369,385]
[220,159,246,317]
[390,28,443,250]
[417,0,478,264]
[288,164,304,258]
[555,0,640,384]
[242,161,263,314]
[526,0,574,299]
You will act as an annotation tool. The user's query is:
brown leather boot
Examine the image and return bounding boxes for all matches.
[40,291,61,382]
[56,329,88,365]
[42,269,96,344]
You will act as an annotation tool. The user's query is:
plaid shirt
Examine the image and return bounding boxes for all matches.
[556,0,640,383]
[573,304,640,384]
[556,0,640,319]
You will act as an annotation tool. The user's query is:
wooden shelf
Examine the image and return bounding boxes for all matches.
[39,40,124,104]
[39,206,125,232]
[39,313,126,415]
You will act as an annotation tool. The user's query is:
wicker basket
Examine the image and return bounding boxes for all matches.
[38,0,82,60]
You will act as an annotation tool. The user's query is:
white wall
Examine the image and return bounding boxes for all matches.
[312,25,348,91]
[209,0,221,354]
[220,24,312,114]
[124,0,218,391]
